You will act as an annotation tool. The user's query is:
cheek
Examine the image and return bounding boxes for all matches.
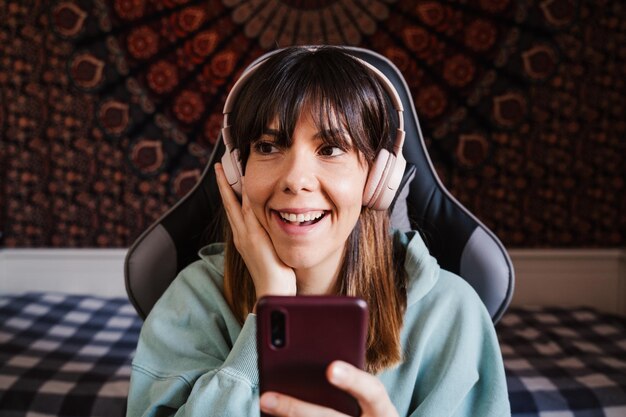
[330,168,369,211]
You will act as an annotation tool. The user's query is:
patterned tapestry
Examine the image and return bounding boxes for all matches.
[1,0,624,248]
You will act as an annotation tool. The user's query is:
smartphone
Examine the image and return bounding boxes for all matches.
[257,296,368,417]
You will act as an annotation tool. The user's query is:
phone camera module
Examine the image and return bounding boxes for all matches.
[270,310,286,349]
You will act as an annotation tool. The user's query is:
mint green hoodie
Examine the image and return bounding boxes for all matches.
[127,231,510,416]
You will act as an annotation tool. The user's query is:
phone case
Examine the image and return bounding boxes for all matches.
[257,296,368,417]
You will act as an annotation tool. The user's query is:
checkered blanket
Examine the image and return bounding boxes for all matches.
[0,293,140,417]
[1,294,625,416]
[498,306,626,417]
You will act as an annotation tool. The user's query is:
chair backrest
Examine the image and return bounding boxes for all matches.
[124,47,514,323]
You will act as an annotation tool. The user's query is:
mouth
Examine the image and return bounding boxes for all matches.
[274,210,327,226]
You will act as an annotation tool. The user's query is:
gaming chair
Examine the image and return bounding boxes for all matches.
[124,47,515,323]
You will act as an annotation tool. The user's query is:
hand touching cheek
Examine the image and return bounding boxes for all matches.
[215,163,297,303]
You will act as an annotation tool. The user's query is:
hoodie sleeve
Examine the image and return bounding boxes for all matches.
[126,260,260,417]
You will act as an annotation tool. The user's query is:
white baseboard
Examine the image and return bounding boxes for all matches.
[0,249,128,298]
[509,248,626,316]
[1,248,625,315]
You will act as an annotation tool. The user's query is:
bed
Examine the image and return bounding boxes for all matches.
[0,294,138,417]
[499,306,626,416]
[1,293,625,416]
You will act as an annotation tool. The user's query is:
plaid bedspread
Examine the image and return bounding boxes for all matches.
[498,306,626,417]
[1,293,625,417]
[0,293,140,417]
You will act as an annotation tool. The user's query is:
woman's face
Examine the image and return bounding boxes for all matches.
[243,109,369,284]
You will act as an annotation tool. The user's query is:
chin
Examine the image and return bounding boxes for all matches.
[278,253,317,270]
[276,250,320,270]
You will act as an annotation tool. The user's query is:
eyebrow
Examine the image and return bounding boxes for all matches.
[261,128,348,140]
[261,128,280,137]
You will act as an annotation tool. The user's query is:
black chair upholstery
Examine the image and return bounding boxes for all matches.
[124,47,514,322]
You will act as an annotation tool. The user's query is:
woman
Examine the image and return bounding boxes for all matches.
[126,46,510,417]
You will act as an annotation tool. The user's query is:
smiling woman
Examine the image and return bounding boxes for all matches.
[126,46,511,417]
[220,47,404,373]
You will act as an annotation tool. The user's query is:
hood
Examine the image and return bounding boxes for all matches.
[394,230,441,307]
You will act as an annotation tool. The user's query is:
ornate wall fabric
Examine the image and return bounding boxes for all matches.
[1,0,624,248]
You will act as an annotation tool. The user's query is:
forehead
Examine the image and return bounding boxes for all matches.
[268,97,348,130]
[267,104,344,128]
[263,105,353,146]
[263,118,350,146]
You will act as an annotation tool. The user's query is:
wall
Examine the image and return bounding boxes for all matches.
[1,0,625,248]
[510,248,626,316]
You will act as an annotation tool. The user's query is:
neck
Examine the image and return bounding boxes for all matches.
[294,249,344,296]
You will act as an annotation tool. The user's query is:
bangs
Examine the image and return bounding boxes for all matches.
[230,47,391,167]
[270,93,360,155]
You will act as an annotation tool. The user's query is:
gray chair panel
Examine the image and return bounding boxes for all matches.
[460,227,514,322]
[125,224,178,319]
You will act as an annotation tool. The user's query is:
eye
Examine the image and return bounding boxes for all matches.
[253,141,279,155]
[319,145,345,157]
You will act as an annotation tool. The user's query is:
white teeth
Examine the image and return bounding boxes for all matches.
[279,211,324,224]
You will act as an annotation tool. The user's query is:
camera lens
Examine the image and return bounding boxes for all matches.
[270,310,286,349]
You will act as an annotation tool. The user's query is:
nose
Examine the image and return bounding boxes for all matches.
[278,148,318,194]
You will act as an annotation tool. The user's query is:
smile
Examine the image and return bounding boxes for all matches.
[277,210,326,226]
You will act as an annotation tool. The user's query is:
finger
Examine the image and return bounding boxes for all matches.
[214,164,243,237]
[240,188,290,274]
[240,184,266,234]
[260,392,347,417]
[214,163,244,229]
[327,361,398,417]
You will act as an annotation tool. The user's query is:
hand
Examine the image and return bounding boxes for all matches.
[215,163,297,303]
[260,361,400,417]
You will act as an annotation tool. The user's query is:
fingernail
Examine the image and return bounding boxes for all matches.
[330,362,348,384]
[261,393,278,411]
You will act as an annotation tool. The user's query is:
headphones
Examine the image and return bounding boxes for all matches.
[220,48,406,211]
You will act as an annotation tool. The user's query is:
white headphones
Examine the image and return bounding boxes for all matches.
[220,48,406,211]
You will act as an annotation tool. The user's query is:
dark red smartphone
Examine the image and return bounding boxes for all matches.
[257,296,368,417]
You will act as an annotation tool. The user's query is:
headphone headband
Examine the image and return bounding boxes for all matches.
[223,48,403,126]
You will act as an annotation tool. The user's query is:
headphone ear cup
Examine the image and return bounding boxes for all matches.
[363,148,406,210]
[363,149,391,208]
[220,148,243,195]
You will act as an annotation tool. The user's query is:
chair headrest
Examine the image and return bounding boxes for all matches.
[124,47,514,323]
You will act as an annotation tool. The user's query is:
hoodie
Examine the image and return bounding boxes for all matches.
[127,230,510,417]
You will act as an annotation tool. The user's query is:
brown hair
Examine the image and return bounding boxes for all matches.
[222,46,406,373]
